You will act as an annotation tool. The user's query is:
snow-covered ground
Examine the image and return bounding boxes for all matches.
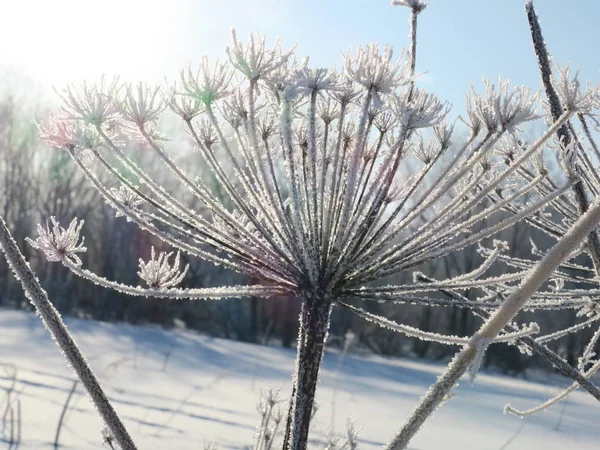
[0,309,598,449]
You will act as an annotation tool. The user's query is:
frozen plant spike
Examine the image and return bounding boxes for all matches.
[293,65,338,96]
[393,87,449,129]
[168,82,204,120]
[197,118,220,148]
[38,114,105,151]
[317,96,340,124]
[412,134,439,164]
[433,118,455,148]
[26,217,87,267]
[138,247,189,289]
[467,78,539,132]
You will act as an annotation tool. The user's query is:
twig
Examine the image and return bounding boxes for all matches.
[54,380,78,449]
[154,368,236,436]
[554,395,568,432]
[162,342,176,372]
[16,400,21,448]
[498,418,528,450]
[330,332,354,434]
[9,404,14,447]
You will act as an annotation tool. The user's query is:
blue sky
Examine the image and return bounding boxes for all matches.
[1,0,598,114]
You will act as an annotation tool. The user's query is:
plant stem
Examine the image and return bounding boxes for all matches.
[0,216,137,450]
[386,195,600,450]
[54,380,78,449]
[288,294,332,450]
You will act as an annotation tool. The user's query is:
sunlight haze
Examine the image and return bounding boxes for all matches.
[1,0,599,113]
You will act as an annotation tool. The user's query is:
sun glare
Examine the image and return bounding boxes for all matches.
[0,0,186,84]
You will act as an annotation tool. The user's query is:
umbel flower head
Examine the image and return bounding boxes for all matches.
[110,185,144,220]
[138,247,189,289]
[26,217,86,266]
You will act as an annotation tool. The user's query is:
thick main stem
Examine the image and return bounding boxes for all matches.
[0,217,137,450]
[288,294,332,450]
[386,196,600,450]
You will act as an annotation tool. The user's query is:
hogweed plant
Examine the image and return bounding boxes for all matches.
[0,0,599,449]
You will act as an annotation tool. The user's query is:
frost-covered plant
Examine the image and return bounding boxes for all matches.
[15,1,600,449]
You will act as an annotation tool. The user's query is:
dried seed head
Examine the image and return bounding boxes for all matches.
[138,247,189,289]
[27,217,87,267]
[179,57,233,107]
[119,82,166,128]
[344,44,410,102]
[393,88,449,129]
[111,185,144,220]
[56,76,121,126]
[227,29,294,81]
[553,64,595,113]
